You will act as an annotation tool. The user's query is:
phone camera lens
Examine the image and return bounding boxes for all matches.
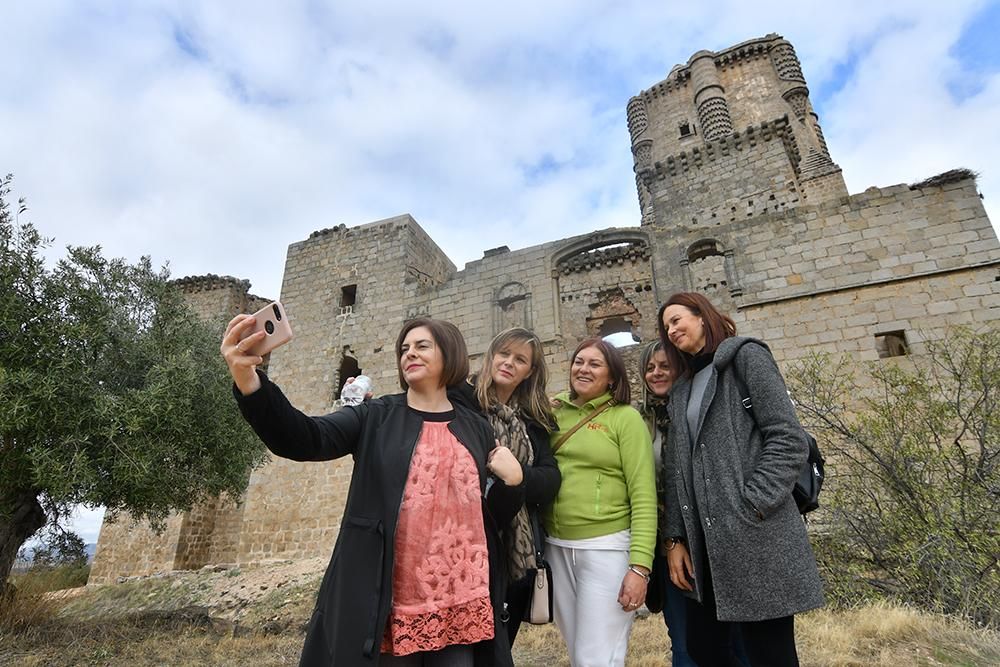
[265,320,275,335]
[272,304,282,321]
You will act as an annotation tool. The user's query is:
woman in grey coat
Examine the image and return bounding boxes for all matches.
[657,292,823,667]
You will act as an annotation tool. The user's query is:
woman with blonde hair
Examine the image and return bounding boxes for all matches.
[449,327,560,645]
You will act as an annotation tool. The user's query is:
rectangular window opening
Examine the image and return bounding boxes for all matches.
[340,284,357,308]
[875,330,909,358]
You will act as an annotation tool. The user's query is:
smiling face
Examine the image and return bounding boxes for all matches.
[490,338,534,401]
[570,344,613,404]
[661,304,707,355]
[399,326,444,389]
[644,349,673,398]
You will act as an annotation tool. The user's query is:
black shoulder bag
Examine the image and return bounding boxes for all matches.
[732,360,825,516]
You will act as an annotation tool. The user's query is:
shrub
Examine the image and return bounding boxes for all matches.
[787,327,999,626]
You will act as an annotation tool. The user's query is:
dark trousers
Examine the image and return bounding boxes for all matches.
[379,644,474,666]
[686,553,799,667]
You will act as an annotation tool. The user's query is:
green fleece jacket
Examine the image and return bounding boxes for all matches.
[544,392,657,569]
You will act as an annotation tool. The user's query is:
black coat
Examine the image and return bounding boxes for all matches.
[448,381,561,512]
[235,372,525,666]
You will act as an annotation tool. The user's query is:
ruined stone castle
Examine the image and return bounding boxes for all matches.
[91,34,1000,583]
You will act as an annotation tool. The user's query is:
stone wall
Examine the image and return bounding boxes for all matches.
[89,514,185,584]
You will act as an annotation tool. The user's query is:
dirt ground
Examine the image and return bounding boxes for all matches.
[2,560,999,666]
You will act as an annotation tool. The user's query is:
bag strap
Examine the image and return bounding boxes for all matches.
[551,401,613,453]
[529,508,547,568]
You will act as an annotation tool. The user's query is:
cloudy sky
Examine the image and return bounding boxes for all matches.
[4,1,999,543]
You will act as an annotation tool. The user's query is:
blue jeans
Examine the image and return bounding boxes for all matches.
[660,555,697,667]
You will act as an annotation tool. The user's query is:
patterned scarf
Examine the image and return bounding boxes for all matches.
[486,402,536,582]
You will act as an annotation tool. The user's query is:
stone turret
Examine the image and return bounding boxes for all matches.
[627,33,848,233]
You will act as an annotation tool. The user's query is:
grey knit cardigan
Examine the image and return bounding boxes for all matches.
[663,336,825,622]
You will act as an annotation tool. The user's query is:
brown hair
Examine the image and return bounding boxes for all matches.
[656,292,737,379]
[568,337,631,405]
[395,318,469,390]
[638,340,666,417]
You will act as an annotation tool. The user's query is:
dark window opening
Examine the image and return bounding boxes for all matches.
[688,239,721,262]
[335,355,361,400]
[679,122,693,137]
[875,331,909,359]
[341,284,357,308]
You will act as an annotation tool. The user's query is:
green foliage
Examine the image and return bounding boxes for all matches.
[787,328,1000,625]
[30,530,88,568]
[0,174,265,557]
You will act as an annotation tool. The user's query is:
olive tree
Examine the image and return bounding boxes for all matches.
[787,328,999,624]
[0,175,265,597]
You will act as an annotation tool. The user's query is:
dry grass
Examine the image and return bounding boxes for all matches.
[513,604,1000,666]
[0,565,89,638]
[1,562,998,666]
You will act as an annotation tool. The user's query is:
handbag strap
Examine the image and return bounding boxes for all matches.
[529,509,547,568]
[552,401,613,453]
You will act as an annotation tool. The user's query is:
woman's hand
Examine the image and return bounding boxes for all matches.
[487,445,524,486]
[667,542,695,592]
[618,566,649,612]
[221,314,264,396]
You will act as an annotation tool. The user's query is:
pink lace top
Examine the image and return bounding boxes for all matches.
[381,416,494,656]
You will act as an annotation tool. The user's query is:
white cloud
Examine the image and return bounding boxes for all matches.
[4,2,995,300]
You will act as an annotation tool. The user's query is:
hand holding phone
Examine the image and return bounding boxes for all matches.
[238,301,294,357]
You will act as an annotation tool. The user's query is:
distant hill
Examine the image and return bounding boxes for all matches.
[14,543,97,570]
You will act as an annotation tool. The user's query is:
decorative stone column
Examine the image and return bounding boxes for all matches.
[689,50,734,140]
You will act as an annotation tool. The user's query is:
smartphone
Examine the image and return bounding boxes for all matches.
[240,301,293,356]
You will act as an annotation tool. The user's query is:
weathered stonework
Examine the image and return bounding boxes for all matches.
[91,34,1000,582]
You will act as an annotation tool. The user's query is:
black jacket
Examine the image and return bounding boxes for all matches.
[236,372,525,666]
[448,381,561,511]
[447,381,560,642]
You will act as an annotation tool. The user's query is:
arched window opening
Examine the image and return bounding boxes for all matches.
[601,317,640,348]
[335,355,361,401]
[687,239,729,293]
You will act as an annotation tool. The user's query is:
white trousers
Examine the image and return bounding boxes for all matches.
[548,543,635,667]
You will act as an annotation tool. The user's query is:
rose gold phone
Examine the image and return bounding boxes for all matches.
[240,301,293,356]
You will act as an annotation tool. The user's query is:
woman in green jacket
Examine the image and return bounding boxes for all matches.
[545,337,657,667]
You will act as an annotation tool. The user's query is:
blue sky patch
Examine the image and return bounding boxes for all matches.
[172,23,207,62]
[947,1,1000,102]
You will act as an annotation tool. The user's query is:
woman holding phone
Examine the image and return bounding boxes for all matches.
[223,316,525,667]
[448,327,560,645]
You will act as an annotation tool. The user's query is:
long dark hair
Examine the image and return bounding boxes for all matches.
[568,337,631,405]
[656,292,736,379]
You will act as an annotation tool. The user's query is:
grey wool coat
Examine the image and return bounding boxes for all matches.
[664,336,824,622]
